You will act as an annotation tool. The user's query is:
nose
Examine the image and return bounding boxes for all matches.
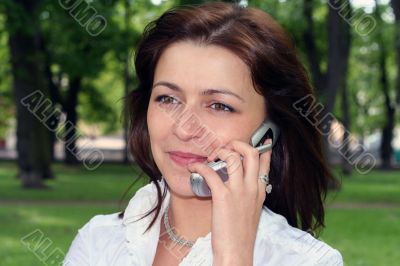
[172,106,205,141]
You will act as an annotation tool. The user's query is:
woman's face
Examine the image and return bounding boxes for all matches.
[147,41,267,197]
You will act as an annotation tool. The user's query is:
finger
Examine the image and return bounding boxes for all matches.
[207,143,230,162]
[258,138,273,197]
[224,140,260,185]
[187,162,228,197]
[258,138,272,176]
[211,146,244,188]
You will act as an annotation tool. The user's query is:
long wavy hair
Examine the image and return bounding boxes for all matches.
[119,1,337,237]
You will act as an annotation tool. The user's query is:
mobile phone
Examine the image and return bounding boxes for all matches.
[189,119,280,197]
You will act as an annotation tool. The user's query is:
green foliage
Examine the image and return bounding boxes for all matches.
[0,0,399,139]
[78,60,122,134]
[249,0,328,75]
[40,0,116,78]
[35,0,176,134]
[250,0,398,139]
[334,3,399,137]
[0,13,13,139]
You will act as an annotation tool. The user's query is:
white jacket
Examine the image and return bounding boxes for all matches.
[63,179,343,266]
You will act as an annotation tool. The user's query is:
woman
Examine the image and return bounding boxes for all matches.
[64,2,343,265]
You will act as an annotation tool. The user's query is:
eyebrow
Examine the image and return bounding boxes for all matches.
[152,81,245,103]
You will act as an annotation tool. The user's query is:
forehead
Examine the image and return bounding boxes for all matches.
[153,41,260,100]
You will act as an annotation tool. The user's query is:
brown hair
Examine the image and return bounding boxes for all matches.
[120,1,337,237]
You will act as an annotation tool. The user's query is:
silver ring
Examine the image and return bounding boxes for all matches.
[258,174,269,184]
[258,174,272,194]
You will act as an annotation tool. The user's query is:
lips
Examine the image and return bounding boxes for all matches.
[168,151,207,166]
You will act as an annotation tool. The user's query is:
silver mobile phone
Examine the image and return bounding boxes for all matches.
[190,119,280,197]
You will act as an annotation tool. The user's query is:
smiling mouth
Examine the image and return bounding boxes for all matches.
[168,152,208,167]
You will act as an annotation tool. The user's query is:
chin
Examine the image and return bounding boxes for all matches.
[163,171,197,197]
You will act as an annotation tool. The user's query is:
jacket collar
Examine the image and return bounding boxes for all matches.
[122,178,171,265]
[121,178,275,265]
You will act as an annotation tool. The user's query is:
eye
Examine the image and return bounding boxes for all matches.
[210,102,235,113]
[155,95,179,105]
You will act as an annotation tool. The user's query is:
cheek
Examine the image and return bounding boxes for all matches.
[147,103,172,143]
[204,121,255,154]
[200,122,241,152]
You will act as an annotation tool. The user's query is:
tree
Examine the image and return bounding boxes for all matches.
[392,0,400,107]
[375,0,395,169]
[39,0,120,164]
[5,0,53,187]
[0,12,13,143]
[302,0,352,177]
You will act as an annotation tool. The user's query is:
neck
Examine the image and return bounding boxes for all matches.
[166,190,212,242]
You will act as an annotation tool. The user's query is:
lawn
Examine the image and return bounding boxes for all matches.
[326,168,400,205]
[0,162,145,201]
[0,161,399,265]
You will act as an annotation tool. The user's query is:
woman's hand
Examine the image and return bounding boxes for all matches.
[187,138,273,266]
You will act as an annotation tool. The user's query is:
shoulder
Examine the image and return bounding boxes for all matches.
[68,182,159,248]
[63,212,127,266]
[64,182,166,265]
[81,212,124,231]
[75,212,125,247]
[254,207,343,266]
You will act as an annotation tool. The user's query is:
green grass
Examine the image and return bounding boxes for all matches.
[0,205,117,265]
[0,161,146,201]
[327,169,400,205]
[0,161,399,265]
[321,208,400,266]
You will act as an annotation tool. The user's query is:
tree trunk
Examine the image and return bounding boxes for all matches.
[302,0,351,186]
[325,0,352,115]
[123,0,131,164]
[379,45,395,169]
[302,0,326,97]
[38,31,61,166]
[391,0,400,106]
[302,0,351,116]
[64,77,81,165]
[123,60,130,164]
[378,54,394,169]
[340,84,352,175]
[5,0,53,188]
[375,1,395,169]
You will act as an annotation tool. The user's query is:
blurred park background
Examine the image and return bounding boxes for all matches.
[0,0,399,265]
